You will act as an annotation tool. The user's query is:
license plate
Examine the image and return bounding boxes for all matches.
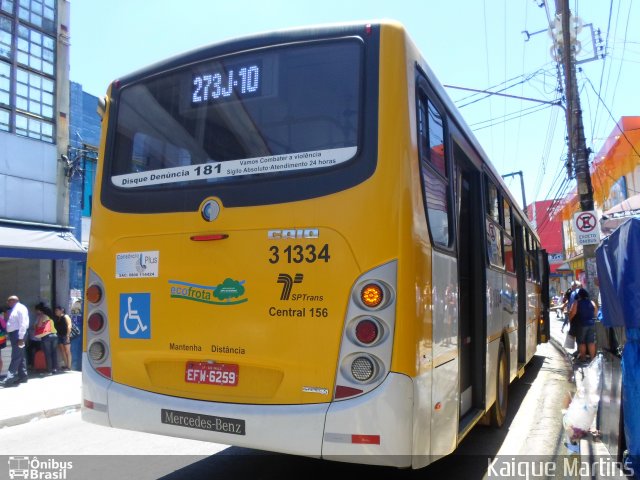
[185,361,238,386]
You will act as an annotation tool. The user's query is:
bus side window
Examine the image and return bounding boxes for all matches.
[417,95,451,249]
[525,230,537,281]
[485,178,503,267]
[485,178,499,223]
[503,199,515,273]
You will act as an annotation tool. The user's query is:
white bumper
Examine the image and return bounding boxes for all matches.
[82,360,413,465]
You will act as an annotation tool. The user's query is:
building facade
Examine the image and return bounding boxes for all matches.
[69,80,99,248]
[557,116,640,285]
[0,0,84,314]
[527,200,565,298]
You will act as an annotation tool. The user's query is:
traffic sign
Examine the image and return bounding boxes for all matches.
[573,210,600,245]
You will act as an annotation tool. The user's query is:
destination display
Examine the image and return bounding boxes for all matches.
[192,61,262,105]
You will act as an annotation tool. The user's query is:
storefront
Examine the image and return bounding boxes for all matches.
[0,221,86,315]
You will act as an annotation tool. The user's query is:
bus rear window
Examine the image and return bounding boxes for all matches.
[109,39,362,189]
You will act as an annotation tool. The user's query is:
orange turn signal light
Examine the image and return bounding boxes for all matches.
[361,283,384,308]
[86,284,103,304]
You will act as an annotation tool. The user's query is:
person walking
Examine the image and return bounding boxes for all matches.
[560,287,572,333]
[0,295,30,387]
[569,288,598,362]
[0,307,7,378]
[53,306,72,370]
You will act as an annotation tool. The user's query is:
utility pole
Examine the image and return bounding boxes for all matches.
[554,0,598,298]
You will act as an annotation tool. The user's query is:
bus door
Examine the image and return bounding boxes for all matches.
[453,142,485,420]
[514,220,527,365]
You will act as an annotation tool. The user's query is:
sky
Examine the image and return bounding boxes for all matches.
[69,0,640,210]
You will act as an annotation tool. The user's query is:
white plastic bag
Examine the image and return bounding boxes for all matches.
[563,355,603,443]
[564,333,576,349]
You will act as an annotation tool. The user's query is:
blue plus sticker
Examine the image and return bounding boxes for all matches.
[120,293,151,339]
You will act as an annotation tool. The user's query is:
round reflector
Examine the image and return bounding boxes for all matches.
[88,312,104,332]
[351,356,375,382]
[355,319,379,345]
[88,341,107,363]
[360,283,383,308]
[86,284,103,304]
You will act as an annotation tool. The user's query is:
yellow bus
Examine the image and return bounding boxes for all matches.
[82,21,550,468]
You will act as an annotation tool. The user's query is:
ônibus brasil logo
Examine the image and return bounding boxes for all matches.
[8,456,73,479]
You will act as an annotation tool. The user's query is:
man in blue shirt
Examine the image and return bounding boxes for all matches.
[568,281,581,310]
[561,281,581,333]
[0,295,30,387]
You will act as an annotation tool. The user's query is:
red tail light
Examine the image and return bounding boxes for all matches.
[88,312,104,332]
[355,319,379,344]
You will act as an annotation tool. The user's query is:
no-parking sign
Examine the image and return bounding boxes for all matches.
[573,210,601,245]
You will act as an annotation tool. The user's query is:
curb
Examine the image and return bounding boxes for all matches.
[548,336,587,463]
[549,336,575,366]
[0,404,81,429]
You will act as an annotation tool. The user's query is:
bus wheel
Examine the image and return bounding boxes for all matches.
[490,341,508,428]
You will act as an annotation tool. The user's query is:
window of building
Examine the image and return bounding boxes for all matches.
[0,107,9,131]
[0,60,10,105]
[82,157,97,216]
[16,111,53,141]
[0,1,14,15]
[18,0,55,33]
[16,67,53,118]
[0,15,11,59]
[17,24,54,75]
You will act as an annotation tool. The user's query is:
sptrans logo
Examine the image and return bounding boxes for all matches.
[8,456,73,479]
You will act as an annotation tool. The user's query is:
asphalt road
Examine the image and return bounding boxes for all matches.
[0,342,573,480]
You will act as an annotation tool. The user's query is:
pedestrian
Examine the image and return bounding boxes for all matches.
[561,281,582,333]
[34,302,59,375]
[0,307,7,378]
[569,288,598,362]
[560,287,571,333]
[54,306,72,370]
[26,309,42,371]
[0,295,30,387]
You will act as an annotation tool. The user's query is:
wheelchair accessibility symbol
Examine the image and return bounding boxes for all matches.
[120,293,151,339]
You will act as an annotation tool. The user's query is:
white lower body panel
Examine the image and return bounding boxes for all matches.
[82,362,414,466]
[323,373,414,467]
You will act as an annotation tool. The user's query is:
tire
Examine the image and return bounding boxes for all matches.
[490,341,509,428]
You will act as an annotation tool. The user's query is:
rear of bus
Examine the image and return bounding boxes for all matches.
[82,22,421,466]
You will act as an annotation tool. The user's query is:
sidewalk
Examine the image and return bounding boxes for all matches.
[0,317,629,478]
[0,343,82,428]
[548,310,628,479]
